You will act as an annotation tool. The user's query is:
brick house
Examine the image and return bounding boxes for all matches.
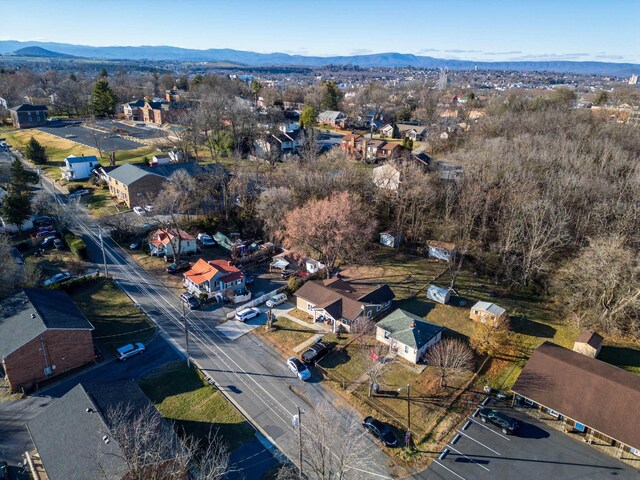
[9,104,48,128]
[106,163,166,208]
[141,100,172,125]
[0,289,95,391]
[294,278,395,332]
[122,99,145,121]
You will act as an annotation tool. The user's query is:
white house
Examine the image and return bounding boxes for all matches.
[317,110,345,126]
[376,309,444,364]
[148,229,196,258]
[62,155,99,181]
[305,258,325,274]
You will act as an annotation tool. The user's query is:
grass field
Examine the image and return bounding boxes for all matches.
[252,316,319,353]
[139,362,254,450]
[70,278,156,354]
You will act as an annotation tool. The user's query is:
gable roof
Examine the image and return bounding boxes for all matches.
[149,228,194,247]
[183,258,242,285]
[512,342,640,449]
[108,162,211,186]
[318,110,343,122]
[0,289,94,359]
[108,163,160,186]
[65,155,99,165]
[472,301,506,317]
[10,104,48,112]
[377,309,444,349]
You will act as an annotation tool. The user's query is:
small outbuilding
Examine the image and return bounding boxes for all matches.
[376,309,444,364]
[573,331,604,358]
[470,301,507,326]
[426,284,450,305]
[380,230,402,248]
[427,240,457,262]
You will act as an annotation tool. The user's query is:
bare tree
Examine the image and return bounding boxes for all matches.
[256,187,295,243]
[470,318,511,357]
[0,236,20,298]
[426,339,474,388]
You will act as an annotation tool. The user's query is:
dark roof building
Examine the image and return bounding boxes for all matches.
[0,289,95,390]
[9,103,48,128]
[512,342,640,456]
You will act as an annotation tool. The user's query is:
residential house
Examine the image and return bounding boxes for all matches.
[512,342,640,461]
[148,229,196,258]
[122,99,145,121]
[318,110,345,127]
[166,86,181,103]
[294,278,395,331]
[378,142,404,161]
[0,289,95,391]
[61,155,99,181]
[372,163,401,191]
[397,123,428,141]
[254,129,303,157]
[270,250,299,271]
[9,104,48,128]
[141,100,172,125]
[106,163,166,208]
[339,133,363,156]
[379,230,402,248]
[573,331,604,358]
[380,124,395,138]
[376,309,444,364]
[183,258,245,298]
[469,301,507,326]
[427,240,457,262]
[26,380,185,480]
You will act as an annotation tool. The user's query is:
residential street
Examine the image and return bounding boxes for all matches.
[36,171,396,479]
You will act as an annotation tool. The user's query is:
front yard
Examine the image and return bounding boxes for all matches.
[138,361,255,450]
[70,278,156,354]
[252,316,320,354]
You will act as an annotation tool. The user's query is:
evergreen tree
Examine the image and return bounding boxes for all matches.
[97,67,108,79]
[1,191,31,231]
[320,80,343,111]
[24,136,47,165]
[9,158,37,194]
[300,105,317,130]
[91,79,116,117]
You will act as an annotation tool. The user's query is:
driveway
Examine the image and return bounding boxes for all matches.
[426,399,640,480]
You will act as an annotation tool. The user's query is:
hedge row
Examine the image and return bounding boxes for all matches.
[64,233,88,260]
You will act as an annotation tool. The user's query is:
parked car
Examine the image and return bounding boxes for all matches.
[287,357,311,381]
[133,206,145,215]
[244,276,254,286]
[477,408,519,435]
[280,269,296,279]
[181,292,201,310]
[40,235,58,248]
[35,229,57,238]
[53,238,65,250]
[362,416,399,447]
[301,341,330,365]
[68,189,89,198]
[0,461,8,480]
[32,225,55,235]
[33,215,53,226]
[43,271,73,287]
[129,239,142,250]
[144,205,154,213]
[266,292,288,308]
[235,307,260,322]
[197,233,216,247]
[116,343,145,361]
[166,260,191,274]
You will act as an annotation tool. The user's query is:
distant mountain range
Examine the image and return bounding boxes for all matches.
[9,46,75,58]
[0,40,638,76]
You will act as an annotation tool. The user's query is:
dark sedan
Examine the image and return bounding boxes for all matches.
[362,416,399,447]
[166,260,191,274]
[477,408,519,434]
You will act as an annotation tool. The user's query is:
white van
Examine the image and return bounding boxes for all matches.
[266,293,288,308]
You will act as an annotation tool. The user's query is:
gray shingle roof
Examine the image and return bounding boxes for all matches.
[0,289,93,359]
[376,309,444,349]
[472,301,506,317]
[66,155,99,165]
[107,163,160,186]
[108,162,213,186]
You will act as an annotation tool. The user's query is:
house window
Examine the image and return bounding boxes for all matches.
[384,300,391,308]
[524,398,536,407]
[546,408,562,419]
[307,303,314,312]
[366,310,372,318]
[376,305,381,312]
[630,447,640,457]
[342,319,351,327]
[384,330,390,339]
[404,345,409,353]
[473,310,479,315]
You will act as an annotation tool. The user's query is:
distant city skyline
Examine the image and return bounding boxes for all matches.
[2,0,639,63]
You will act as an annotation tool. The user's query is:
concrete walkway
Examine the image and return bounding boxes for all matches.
[293,332,326,353]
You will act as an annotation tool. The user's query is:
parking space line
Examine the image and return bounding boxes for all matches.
[467,417,511,441]
[432,460,468,480]
[457,429,501,455]
[446,444,490,472]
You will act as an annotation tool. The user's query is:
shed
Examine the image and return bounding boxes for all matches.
[380,230,402,248]
[470,301,507,326]
[426,285,450,305]
[427,240,457,262]
[573,331,604,358]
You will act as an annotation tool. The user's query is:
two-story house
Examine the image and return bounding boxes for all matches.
[9,104,48,128]
[148,228,196,258]
[106,163,166,208]
[61,155,99,181]
[294,278,395,332]
[122,99,145,121]
[183,258,245,299]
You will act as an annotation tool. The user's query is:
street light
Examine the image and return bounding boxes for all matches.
[398,384,412,449]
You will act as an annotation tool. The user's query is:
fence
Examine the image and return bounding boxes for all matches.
[225,286,287,319]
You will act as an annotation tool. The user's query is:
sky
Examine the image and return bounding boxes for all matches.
[2,0,639,63]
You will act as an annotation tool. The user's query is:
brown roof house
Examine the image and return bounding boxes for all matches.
[572,331,604,358]
[469,301,507,326]
[26,380,187,480]
[294,278,395,332]
[512,342,640,460]
[0,289,95,391]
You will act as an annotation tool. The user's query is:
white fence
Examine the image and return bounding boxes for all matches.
[226,286,287,319]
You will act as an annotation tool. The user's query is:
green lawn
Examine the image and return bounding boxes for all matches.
[70,278,156,354]
[139,362,254,450]
[253,316,319,353]
[319,337,376,385]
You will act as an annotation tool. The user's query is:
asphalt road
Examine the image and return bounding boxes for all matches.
[37,175,395,479]
[426,399,640,480]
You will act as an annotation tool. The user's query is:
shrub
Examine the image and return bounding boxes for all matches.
[286,276,304,293]
[64,232,88,260]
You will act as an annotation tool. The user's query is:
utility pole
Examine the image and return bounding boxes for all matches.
[98,227,109,278]
[406,383,412,450]
[293,406,303,478]
[182,301,190,368]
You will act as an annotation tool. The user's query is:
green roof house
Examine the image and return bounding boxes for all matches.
[376,309,444,364]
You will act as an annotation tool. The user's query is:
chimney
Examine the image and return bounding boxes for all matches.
[411,321,416,329]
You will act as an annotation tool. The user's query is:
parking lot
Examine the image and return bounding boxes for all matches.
[427,399,639,480]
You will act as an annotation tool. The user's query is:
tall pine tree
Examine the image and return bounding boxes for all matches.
[91,79,116,117]
[24,136,47,165]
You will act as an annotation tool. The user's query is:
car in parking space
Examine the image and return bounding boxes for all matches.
[477,407,519,434]
[266,292,288,308]
[43,271,73,287]
[129,238,143,250]
[166,260,191,274]
[362,416,399,447]
[32,225,55,236]
[133,206,145,215]
[35,229,57,238]
[53,238,65,250]
[235,307,260,322]
[197,233,216,247]
[280,269,296,279]
[40,235,58,248]
[301,341,330,365]
[181,292,200,310]
[287,357,311,381]
[33,215,53,226]
[68,189,89,198]
[144,205,154,213]
[116,343,145,361]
